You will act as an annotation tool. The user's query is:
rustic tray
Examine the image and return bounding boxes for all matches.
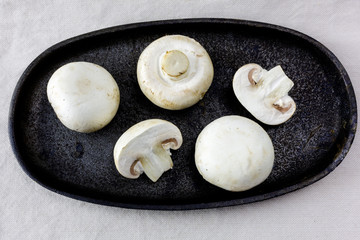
[9,19,357,210]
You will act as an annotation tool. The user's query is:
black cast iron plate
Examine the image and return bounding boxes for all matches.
[9,19,357,210]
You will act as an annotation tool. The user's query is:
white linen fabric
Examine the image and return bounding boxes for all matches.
[1,1,359,239]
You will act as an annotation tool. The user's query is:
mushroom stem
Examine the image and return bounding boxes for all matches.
[273,103,292,113]
[140,143,173,182]
[130,159,142,176]
[261,66,293,98]
[161,50,189,78]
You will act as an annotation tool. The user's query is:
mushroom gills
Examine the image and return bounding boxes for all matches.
[140,142,173,182]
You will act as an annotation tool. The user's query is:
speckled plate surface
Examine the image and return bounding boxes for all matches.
[9,19,357,210]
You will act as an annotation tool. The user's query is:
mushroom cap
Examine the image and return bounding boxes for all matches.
[233,63,296,125]
[47,62,120,133]
[195,116,274,192]
[137,35,214,110]
[114,119,183,180]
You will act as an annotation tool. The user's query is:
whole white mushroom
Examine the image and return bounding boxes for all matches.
[195,116,274,192]
[137,35,214,110]
[233,64,296,125]
[47,62,120,133]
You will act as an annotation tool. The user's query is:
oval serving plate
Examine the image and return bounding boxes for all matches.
[9,19,357,210]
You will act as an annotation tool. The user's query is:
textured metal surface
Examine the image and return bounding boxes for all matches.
[9,19,357,210]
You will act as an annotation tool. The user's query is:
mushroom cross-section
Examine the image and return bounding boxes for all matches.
[113,119,183,182]
[233,64,296,125]
[195,116,274,192]
[137,35,214,110]
[47,62,120,133]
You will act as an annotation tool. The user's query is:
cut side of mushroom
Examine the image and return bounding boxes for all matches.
[195,116,274,192]
[137,35,214,110]
[233,64,296,125]
[47,62,120,133]
[113,119,183,182]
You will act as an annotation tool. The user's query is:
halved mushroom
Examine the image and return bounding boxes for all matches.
[114,119,183,182]
[47,62,120,133]
[233,64,296,125]
[195,116,274,192]
[137,35,214,110]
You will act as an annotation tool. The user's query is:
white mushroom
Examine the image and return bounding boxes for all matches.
[195,116,274,192]
[233,64,296,125]
[114,119,183,182]
[47,62,120,133]
[137,35,214,110]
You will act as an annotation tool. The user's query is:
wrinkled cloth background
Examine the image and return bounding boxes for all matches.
[1,1,359,239]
